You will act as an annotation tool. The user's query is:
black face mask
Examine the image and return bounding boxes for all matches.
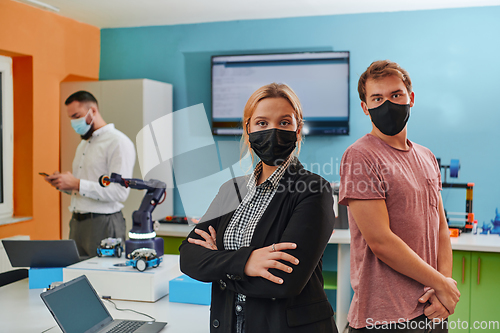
[248,128,297,166]
[368,100,410,136]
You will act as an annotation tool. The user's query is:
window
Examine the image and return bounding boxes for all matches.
[0,55,14,220]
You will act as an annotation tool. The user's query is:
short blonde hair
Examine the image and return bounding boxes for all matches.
[358,60,412,103]
[240,83,304,161]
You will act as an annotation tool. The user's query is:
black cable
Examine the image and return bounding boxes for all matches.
[41,326,56,333]
[103,298,156,322]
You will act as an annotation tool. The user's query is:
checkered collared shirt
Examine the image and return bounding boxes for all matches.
[223,155,293,302]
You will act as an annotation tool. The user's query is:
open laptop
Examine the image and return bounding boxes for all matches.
[40,275,167,333]
[2,240,82,267]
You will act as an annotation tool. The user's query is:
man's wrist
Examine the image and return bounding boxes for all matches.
[438,266,453,278]
[74,178,80,192]
[432,273,448,293]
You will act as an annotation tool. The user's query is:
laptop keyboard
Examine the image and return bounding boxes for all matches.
[106,320,146,333]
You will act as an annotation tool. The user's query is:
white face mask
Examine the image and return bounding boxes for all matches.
[70,109,94,135]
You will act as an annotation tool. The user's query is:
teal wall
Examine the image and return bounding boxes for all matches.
[100,6,500,224]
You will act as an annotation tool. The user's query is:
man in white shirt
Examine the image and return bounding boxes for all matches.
[46,91,136,257]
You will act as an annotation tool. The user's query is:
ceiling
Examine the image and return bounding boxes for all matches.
[14,0,500,28]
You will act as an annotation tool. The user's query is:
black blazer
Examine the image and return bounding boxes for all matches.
[179,160,337,333]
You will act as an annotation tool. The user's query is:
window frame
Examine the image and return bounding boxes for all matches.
[0,55,14,220]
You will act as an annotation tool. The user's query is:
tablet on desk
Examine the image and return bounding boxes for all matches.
[2,240,81,268]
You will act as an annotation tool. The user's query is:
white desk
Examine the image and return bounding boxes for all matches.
[64,255,181,302]
[0,279,210,333]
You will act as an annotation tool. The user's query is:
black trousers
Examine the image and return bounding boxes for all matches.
[69,211,126,257]
[348,315,448,333]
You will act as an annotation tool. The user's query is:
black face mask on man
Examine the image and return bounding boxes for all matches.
[368,100,410,136]
[248,128,297,166]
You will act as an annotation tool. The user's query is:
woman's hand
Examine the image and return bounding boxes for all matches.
[244,243,299,284]
[188,226,217,250]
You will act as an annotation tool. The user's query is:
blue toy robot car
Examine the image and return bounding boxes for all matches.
[126,248,162,272]
[97,238,124,258]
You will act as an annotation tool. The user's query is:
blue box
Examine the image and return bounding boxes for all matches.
[169,274,211,305]
[29,267,63,289]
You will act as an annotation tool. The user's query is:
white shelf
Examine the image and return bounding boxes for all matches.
[449,233,500,253]
[157,223,352,243]
[328,229,351,244]
[157,223,194,237]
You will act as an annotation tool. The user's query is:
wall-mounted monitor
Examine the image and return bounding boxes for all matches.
[211,51,349,135]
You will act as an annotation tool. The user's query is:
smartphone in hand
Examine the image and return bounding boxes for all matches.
[40,172,71,195]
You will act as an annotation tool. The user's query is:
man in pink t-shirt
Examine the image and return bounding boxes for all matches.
[339,60,460,332]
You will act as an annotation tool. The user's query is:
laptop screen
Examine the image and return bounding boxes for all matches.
[41,275,112,333]
[2,240,81,267]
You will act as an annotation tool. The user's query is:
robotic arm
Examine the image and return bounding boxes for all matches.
[99,173,166,256]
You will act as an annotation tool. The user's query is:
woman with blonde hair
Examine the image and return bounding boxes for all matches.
[180,83,337,333]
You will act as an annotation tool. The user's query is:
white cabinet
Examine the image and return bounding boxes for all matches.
[60,79,174,238]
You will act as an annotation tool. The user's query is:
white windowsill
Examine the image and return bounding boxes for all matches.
[0,216,32,226]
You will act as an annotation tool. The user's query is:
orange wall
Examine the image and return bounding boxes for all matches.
[0,0,100,240]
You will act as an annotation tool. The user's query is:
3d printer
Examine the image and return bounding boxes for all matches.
[438,158,475,235]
